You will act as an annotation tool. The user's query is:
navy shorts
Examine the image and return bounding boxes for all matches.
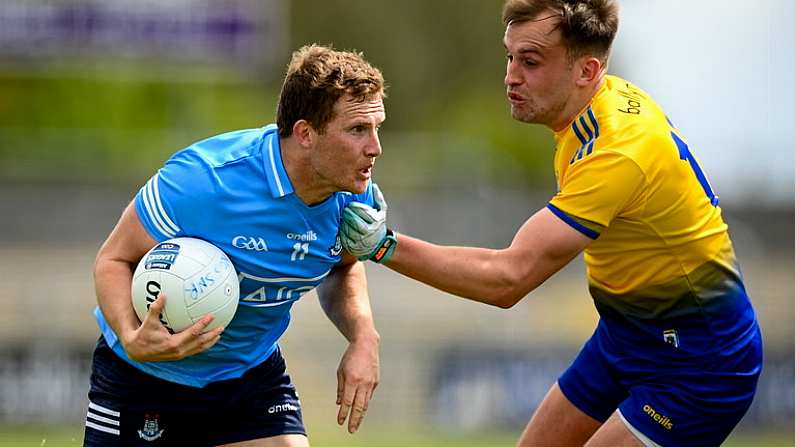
[558,318,763,447]
[84,337,305,446]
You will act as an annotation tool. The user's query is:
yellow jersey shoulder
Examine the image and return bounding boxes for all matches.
[580,75,675,167]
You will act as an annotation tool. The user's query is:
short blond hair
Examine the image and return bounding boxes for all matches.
[277,44,385,137]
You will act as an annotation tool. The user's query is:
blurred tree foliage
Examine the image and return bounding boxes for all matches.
[0,0,554,190]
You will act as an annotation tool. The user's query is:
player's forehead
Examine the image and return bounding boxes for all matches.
[503,14,564,54]
[333,94,386,124]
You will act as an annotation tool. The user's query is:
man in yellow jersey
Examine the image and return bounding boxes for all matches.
[339,1,763,446]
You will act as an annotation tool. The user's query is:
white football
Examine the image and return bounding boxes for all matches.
[131,237,239,333]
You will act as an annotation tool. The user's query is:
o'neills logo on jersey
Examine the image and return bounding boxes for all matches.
[286,230,318,242]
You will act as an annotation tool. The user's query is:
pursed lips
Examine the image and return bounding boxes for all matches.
[507,91,526,104]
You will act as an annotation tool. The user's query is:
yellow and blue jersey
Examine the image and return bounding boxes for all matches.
[547,75,758,356]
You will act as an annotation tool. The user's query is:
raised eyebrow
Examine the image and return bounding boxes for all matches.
[517,47,543,56]
[503,44,544,57]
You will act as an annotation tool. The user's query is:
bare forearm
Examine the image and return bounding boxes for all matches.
[318,262,379,344]
[94,257,140,341]
[384,234,524,307]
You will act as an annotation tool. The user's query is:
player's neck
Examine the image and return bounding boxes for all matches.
[549,76,605,133]
[279,137,335,206]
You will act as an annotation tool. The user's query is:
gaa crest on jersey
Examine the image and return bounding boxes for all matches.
[329,234,343,257]
[663,329,679,348]
[144,242,181,270]
[137,413,165,441]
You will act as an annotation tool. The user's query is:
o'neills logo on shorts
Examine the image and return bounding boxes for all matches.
[268,402,300,414]
[643,404,673,430]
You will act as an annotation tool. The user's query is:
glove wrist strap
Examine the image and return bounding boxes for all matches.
[370,229,397,264]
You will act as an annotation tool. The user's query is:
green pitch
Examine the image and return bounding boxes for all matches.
[2,426,793,446]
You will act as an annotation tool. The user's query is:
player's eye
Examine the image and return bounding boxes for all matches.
[506,54,514,62]
[524,59,537,67]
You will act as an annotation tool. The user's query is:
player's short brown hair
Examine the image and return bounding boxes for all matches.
[277,44,385,137]
[502,0,619,62]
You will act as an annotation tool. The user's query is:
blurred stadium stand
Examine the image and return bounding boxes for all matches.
[0,184,793,433]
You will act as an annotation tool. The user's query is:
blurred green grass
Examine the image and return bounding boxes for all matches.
[2,426,793,447]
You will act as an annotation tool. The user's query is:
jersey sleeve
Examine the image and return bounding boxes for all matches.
[134,152,209,241]
[548,151,646,239]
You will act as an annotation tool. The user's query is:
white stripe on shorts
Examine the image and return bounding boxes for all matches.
[87,411,120,426]
[88,401,120,417]
[617,408,662,447]
[85,420,120,436]
[85,401,121,436]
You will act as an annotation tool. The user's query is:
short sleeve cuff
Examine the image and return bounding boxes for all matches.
[134,172,182,241]
[546,203,601,239]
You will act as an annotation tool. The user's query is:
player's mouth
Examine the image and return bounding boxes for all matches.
[507,91,526,104]
[358,165,372,180]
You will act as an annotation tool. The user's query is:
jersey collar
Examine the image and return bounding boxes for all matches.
[554,77,609,143]
[262,126,295,198]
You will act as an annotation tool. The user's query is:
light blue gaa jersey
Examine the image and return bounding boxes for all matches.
[94,124,375,387]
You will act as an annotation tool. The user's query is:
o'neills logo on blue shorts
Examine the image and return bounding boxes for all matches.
[144,242,181,270]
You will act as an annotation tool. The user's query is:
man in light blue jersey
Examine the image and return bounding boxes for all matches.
[84,44,385,447]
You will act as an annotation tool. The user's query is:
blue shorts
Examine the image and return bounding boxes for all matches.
[559,318,763,447]
[84,337,305,446]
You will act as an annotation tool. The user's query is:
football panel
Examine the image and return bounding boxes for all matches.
[190,264,239,330]
[157,270,194,333]
[131,270,161,324]
[170,237,216,269]
[185,259,240,329]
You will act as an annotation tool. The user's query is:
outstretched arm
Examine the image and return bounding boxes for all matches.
[385,207,591,308]
[341,186,592,308]
[316,253,380,434]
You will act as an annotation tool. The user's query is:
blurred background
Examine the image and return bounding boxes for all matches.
[1,0,793,445]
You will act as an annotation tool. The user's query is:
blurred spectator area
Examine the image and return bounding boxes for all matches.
[0,182,793,431]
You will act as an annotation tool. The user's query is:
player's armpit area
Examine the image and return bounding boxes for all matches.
[496,207,594,306]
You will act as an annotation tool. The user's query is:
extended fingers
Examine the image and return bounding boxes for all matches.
[171,315,223,357]
[144,293,167,323]
[345,203,377,225]
[336,371,378,433]
[347,388,371,433]
[372,183,387,212]
[340,213,365,240]
[337,381,355,427]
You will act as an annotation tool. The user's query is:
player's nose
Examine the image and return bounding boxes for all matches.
[505,59,522,86]
[365,132,382,158]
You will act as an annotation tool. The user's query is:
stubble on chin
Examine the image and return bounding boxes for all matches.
[510,105,535,124]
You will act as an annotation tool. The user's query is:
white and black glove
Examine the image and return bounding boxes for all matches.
[340,184,397,263]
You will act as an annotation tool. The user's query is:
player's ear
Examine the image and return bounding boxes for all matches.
[575,57,603,87]
[292,120,315,148]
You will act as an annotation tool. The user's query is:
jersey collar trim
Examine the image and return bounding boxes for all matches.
[263,127,295,198]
